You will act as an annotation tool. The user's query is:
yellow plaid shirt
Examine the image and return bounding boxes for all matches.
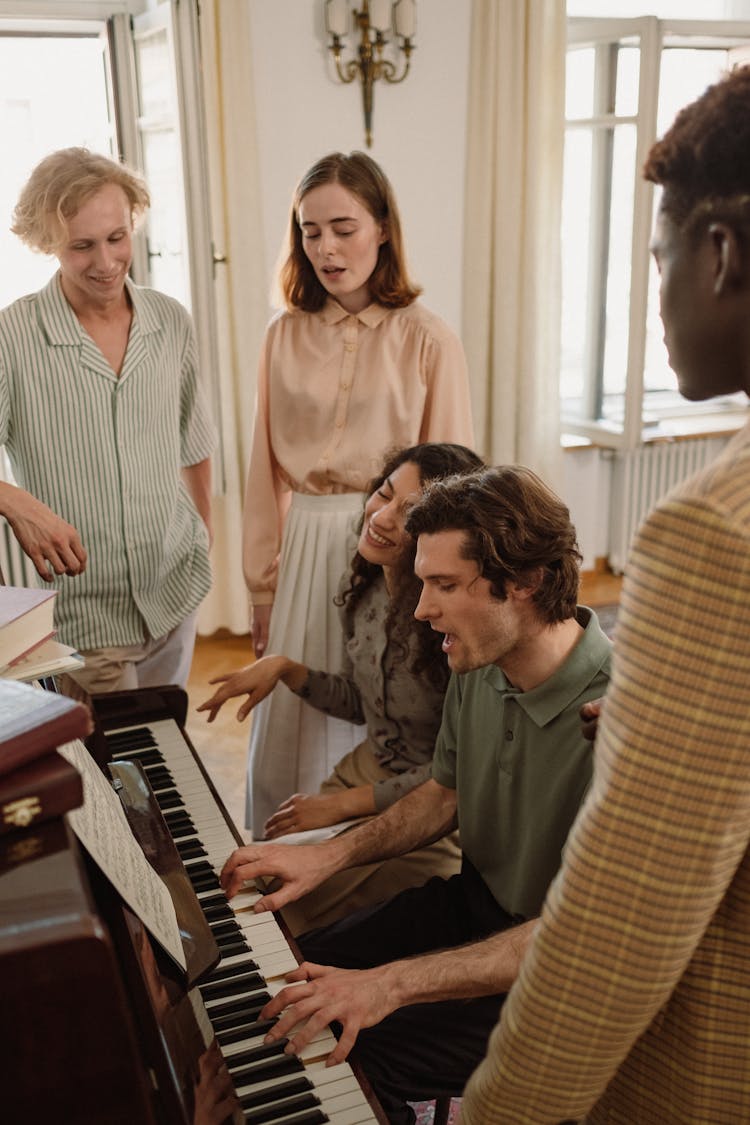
[463,422,750,1124]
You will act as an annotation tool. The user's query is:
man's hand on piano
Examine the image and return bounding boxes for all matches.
[0,483,87,580]
[220,841,339,911]
[261,961,396,1065]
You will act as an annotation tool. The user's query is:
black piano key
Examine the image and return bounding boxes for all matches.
[238,1076,313,1111]
[143,766,174,789]
[197,892,228,910]
[215,1018,277,1047]
[229,1040,292,1070]
[176,839,207,859]
[209,918,244,939]
[163,818,194,835]
[202,903,235,924]
[187,860,220,879]
[154,789,184,811]
[233,1055,308,1100]
[208,994,272,1024]
[200,970,265,1002]
[210,960,260,983]
[191,873,222,894]
[216,938,252,959]
[105,725,157,750]
[244,1091,323,1125]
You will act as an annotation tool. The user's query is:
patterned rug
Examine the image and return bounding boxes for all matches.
[410,1099,461,1124]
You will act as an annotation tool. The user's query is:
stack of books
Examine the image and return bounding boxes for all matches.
[0,586,84,683]
[0,679,92,835]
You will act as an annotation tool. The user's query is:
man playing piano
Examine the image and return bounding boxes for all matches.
[220,465,612,1124]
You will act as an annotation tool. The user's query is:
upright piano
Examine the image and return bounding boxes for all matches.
[0,685,385,1124]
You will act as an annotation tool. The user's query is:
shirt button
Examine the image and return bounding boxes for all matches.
[341,382,350,390]
[335,421,343,429]
[344,343,355,352]
[505,730,514,741]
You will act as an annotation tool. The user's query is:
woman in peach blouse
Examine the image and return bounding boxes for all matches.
[243,151,473,837]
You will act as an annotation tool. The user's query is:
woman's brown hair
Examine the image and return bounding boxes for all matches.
[338,442,483,682]
[278,151,422,312]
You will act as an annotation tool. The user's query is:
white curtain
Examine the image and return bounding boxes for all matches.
[462,0,566,485]
[196,0,268,636]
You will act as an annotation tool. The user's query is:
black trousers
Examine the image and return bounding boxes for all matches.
[298,859,518,1125]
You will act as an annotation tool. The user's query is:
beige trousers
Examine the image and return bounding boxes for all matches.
[280,741,462,938]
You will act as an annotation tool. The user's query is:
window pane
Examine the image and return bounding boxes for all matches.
[601,123,636,417]
[614,44,639,116]
[560,128,593,411]
[0,34,113,310]
[566,47,596,118]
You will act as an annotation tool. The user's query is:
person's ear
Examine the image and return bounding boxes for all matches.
[708,221,746,294]
[508,569,543,602]
[379,220,389,246]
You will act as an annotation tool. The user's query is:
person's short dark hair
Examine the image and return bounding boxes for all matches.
[643,64,750,239]
[405,465,582,625]
[278,151,422,312]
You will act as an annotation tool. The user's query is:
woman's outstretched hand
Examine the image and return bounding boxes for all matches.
[197,655,287,722]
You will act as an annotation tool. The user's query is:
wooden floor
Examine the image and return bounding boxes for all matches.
[184,569,622,840]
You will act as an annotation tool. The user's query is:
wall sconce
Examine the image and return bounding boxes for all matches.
[325,0,417,147]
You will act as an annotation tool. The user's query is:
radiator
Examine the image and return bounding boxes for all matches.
[608,436,730,574]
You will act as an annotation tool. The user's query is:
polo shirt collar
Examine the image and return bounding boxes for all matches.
[319,297,390,328]
[482,606,611,727]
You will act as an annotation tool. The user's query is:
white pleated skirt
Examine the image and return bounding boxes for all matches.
[245,492,366,835]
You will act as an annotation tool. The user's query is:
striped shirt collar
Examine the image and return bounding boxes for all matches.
[37,271,162,346]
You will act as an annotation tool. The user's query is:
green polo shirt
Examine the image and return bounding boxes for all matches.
[432,606,612,920]
[0,273,216,650]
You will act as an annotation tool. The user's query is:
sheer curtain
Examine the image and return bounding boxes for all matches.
[462,0,566,484]
[196,0,268,636]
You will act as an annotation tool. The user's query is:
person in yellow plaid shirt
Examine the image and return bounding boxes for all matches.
[462,65,750,1125]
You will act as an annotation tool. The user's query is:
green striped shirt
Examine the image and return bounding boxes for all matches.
[0,273,216,649]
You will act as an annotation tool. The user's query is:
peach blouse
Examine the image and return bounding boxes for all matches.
[243,298,473,605]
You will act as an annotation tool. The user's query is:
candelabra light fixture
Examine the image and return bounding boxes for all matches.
[324,0,417,147]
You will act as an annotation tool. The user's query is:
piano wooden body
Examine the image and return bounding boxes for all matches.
[0,686,385,1125]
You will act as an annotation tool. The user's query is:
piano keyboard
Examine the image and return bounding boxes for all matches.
[105,718,379,1125]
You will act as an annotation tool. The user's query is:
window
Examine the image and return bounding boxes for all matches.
[562,17,750,448]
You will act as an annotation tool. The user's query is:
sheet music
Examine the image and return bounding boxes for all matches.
[58,738,186,970]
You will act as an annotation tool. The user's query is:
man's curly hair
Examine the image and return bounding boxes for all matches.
[643,64,750,239]
[405,465,581,626]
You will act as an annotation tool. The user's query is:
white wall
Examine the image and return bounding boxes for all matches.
[246,0,471,331]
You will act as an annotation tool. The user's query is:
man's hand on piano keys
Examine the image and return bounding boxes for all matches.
[220,841,339,912]
[260,961,397,1065]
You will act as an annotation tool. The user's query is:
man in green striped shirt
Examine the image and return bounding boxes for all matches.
[0,148,215,693]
